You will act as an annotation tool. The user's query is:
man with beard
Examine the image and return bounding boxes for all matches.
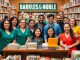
[35,15,46,30]
[56,15,64,32]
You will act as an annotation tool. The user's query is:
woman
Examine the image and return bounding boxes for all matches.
[0,20,16,50]
[70,18,80,50]
[46,27,59,45]
[46,27,55,40]
[59,23,79,55]
[28,19,36,36]
[10,16,19,30]
[63,17,69,24]
[30,28,43,45]
[15,19,30,45]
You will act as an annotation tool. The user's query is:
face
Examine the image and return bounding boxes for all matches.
[4,21,10,30]
[70,19,75,27]
[64,24,70,33]
[56,16,61,22]
[48,17,54,24]
[64,18,69,23]
[38,16,45,23]
[29,21,35,28]
[12,18,17,26]
[19,20,26,28]
[28,13,32,18]
[35,29,41,37]
[48,28,54,37]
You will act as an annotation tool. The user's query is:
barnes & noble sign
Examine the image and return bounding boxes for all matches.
[19,3,57,12]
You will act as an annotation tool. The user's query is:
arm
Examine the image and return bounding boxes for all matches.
[26,37,30,43]
[60,41,67,48]
[68,40,79,49]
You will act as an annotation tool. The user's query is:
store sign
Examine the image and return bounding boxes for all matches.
[19,3,57,10]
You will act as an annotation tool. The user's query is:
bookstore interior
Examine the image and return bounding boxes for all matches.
[0,0,80,60]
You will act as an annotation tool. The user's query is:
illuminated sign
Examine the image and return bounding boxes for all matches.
[19,3,57,10]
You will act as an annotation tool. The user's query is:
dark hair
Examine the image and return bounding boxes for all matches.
[1,20,12,32]
[46,27,55,40]
[10,16,19,26]
[64,23,74,40]
[29,19,35,23]
[63,17,69,20]
[70,18,77,26]
[47,14,54,19]
[38,15,45,18]
[32,28,42,39]
[19,19,27,28]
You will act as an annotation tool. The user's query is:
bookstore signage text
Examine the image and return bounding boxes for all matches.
[19,3,57,10]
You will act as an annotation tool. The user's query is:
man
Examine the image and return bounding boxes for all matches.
[56,15,64,32]
[44,14,62,43]
[35,14,46,30]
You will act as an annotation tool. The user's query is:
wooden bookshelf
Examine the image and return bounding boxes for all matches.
[62,0,80,21]
[0,0,17,20]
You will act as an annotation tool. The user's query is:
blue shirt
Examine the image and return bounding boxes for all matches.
[44,23,62,40]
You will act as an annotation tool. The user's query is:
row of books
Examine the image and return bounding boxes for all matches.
[0,54,72,60]
[63,6,80,14]
[65,14,80,20]
[2,55,21,60]
[0,0,16,20]
[63,0,80,9]
[26,55,61,60]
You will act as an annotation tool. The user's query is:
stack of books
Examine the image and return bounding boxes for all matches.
[27,42,37,49]
[8,43,19,50]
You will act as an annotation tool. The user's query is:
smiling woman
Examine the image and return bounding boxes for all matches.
[15,19,31,45]
[0,20,16,50]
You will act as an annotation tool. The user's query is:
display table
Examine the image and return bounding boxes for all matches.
[3,46,69,60]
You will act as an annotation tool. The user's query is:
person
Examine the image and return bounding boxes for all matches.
[28,19,36,36]
[70,18,80,50]
[46,27,60,45]
[59,23,79,55]
[29,28,43,45]
[46,27,55,40]
[0,20,16,50]
[25,12,33,24]
[56,15,64,32]
[35,14,46,30]
[10,16,19,30]
[44,14,62,43]
[63,17,69,24]
[15,19,30,45]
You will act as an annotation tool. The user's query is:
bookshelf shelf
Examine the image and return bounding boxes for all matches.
[0,0,17,20]
[62,0,80,21]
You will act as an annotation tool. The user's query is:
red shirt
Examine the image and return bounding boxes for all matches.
[59,33,78,54]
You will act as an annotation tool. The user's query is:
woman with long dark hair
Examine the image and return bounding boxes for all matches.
[0,20,16,50]
[59,23,79,55]
[10,16,19,30]
[30,28,43,45]
[46,27,55,40]
[70,18,80,50]
[28,19,36,36]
